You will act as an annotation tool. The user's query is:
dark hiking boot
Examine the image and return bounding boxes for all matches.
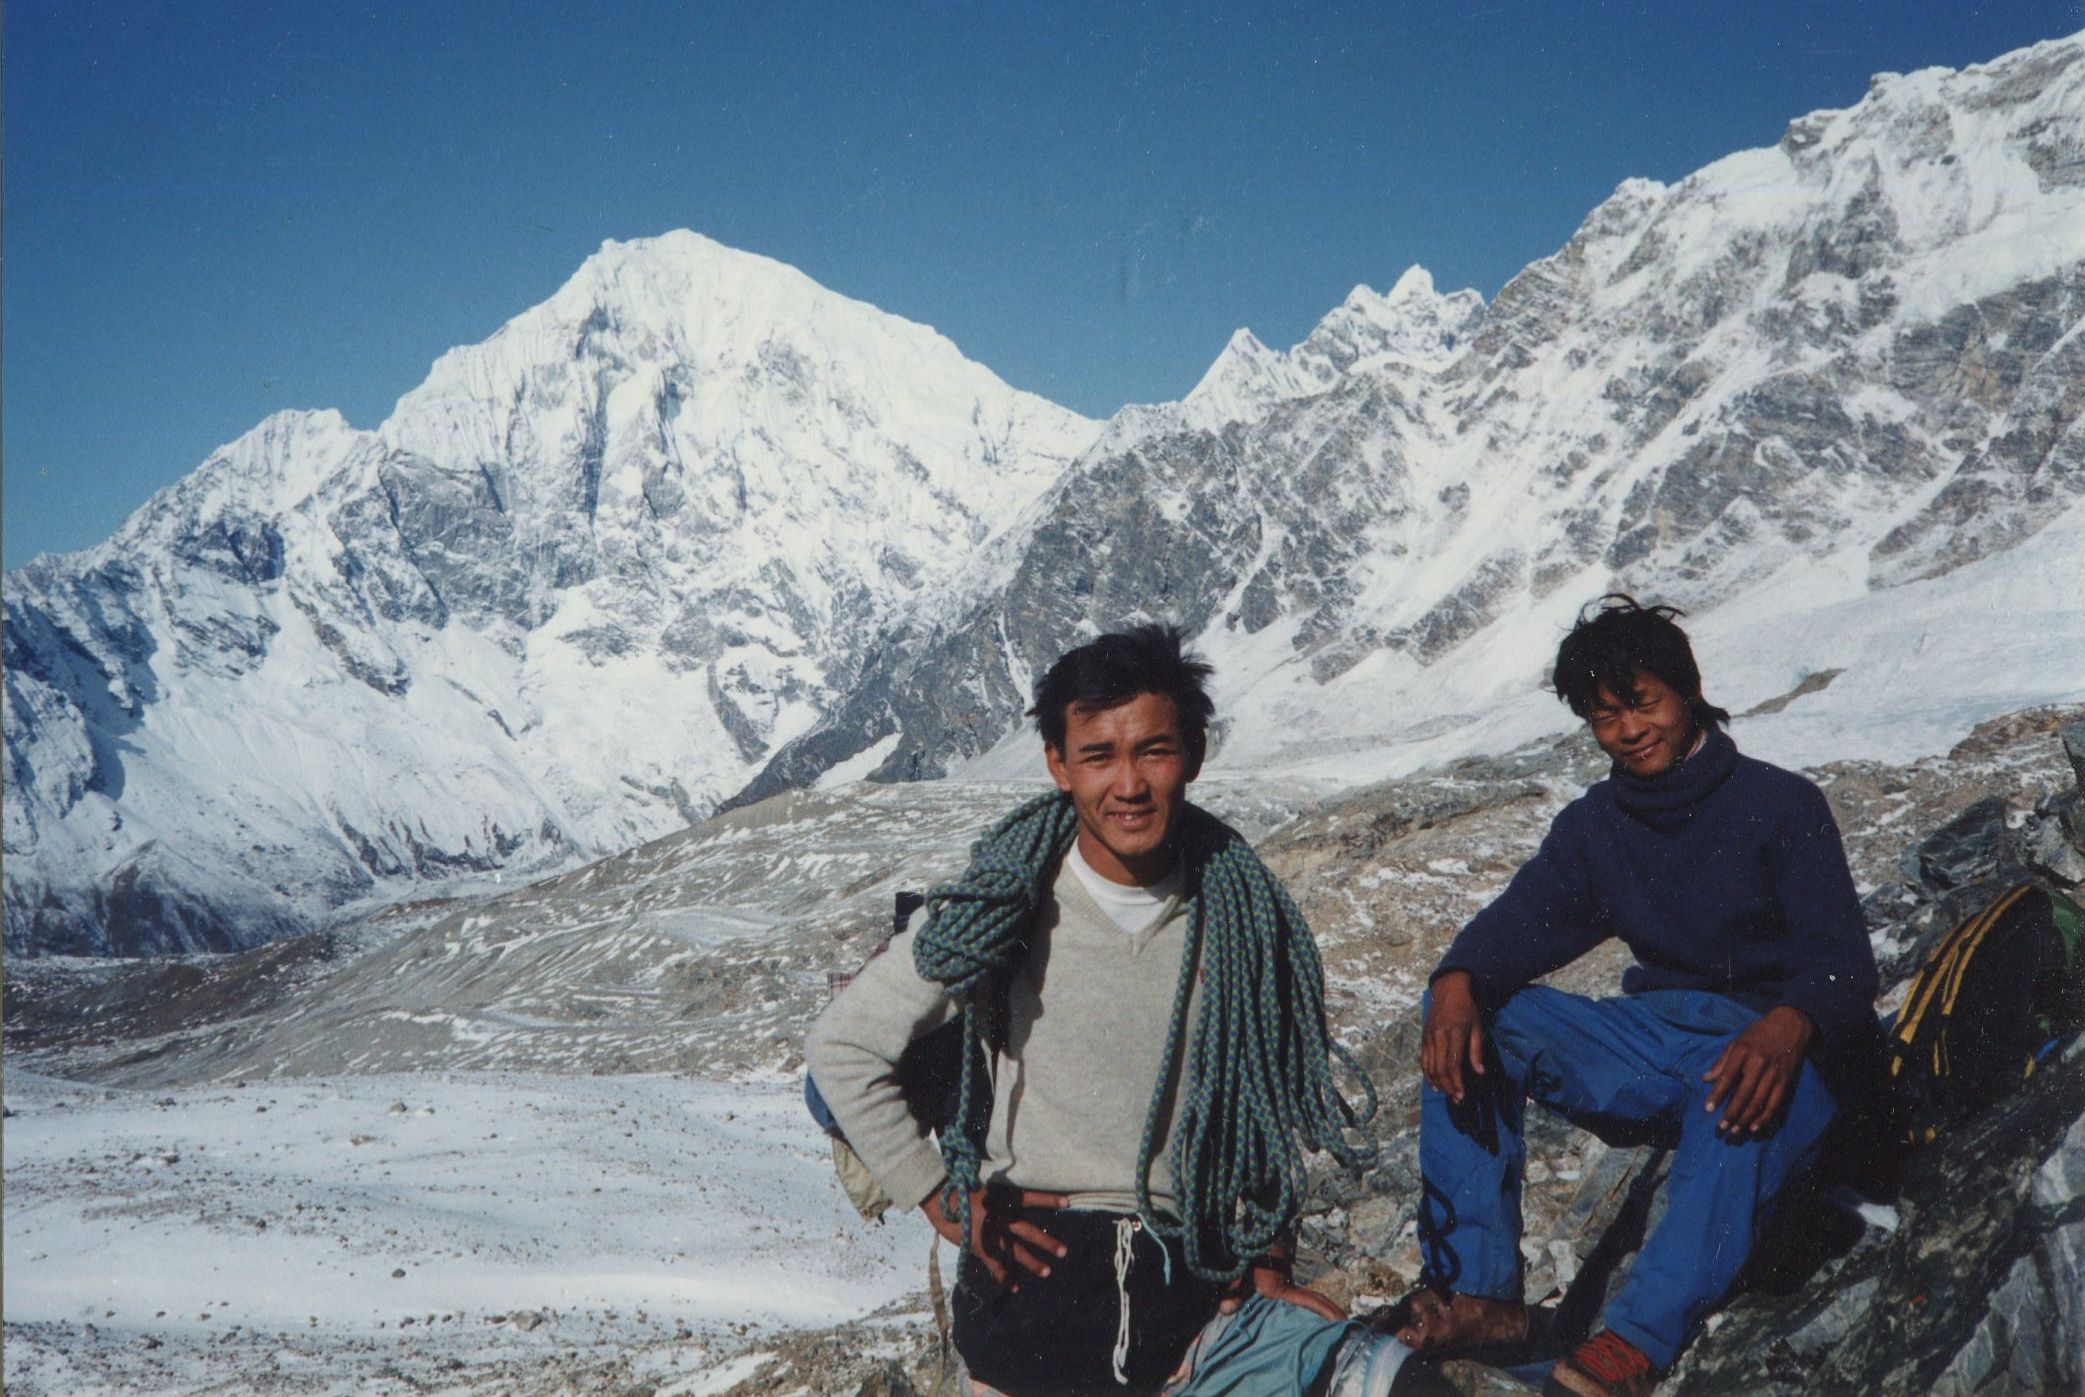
[1543,1329,1658,1397]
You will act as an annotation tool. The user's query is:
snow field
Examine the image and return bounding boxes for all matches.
[3,1066,921,1389]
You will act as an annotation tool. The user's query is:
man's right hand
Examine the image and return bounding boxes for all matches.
[922,1181,1070,1289]
[1421,971,1486,1104]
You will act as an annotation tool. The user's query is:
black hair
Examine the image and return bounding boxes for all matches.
[1552,594,1731,729]
[1029,623,1216,755]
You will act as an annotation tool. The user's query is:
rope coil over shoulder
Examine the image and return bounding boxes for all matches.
[912,791,1378,1282]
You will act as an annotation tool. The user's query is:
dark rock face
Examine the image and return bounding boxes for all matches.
[1871,268,2085,587]
[1912,796,2016,890]
[170,514,286,586]
[1666,1053,2085,1395]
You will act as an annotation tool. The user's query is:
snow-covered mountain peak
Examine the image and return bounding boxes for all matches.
[1299,265,1484,376]
[1609,32,2085,303]
[93,408,375,564]
[3,229,1099,956]
[533,229,939,366]
[1183,327,1309,417]
[1178,268,1484,429]
[380,227,1094,532]
[411,228,1040,408]
[1384,265,1435,302]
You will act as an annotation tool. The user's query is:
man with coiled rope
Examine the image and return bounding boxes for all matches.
[806,625,1446,1397]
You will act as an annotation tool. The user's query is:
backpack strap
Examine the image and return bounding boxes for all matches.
[1890,883,2034,1077]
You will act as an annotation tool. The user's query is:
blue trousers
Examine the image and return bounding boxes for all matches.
[1417,988,1837,1369]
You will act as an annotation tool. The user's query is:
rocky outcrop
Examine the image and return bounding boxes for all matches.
[1664,1050,2084,1394]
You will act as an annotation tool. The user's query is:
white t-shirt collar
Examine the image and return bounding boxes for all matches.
[1065,840,1182,937]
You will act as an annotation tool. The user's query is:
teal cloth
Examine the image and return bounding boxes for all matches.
[1172,1295,1409,1396]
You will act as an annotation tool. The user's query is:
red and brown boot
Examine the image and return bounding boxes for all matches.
[1544,1329,1658,1397]
[1371,1284,1530,1357]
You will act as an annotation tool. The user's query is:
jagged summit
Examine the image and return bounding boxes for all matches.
[743,30,2085,805]
[1299,265,1482,375]
[1385,265,1431,299]
[1181,265,1484,426]
[385,227,1085,527]
[80,410,371,562]
[1184,327,1307,414]
[399,229,1017,423]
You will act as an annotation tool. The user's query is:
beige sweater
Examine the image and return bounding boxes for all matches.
[803,858,1203,1216]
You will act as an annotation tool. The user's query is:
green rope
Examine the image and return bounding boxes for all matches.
[912,791,1376,1282]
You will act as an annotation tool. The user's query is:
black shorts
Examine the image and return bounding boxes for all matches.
[951,1206,1223,1397]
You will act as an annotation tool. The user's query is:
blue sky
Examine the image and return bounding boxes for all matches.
[5,1,2080,565]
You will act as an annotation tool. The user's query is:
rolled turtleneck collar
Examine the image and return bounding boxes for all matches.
[1608,722,1739,829]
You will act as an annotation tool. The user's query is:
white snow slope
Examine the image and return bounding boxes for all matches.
[2,1066,920,1395]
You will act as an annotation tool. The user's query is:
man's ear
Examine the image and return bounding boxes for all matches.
[1044,742,1073,793]
[1184,732,1207,784]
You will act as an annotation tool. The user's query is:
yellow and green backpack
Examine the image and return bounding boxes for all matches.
[1886,882,2085,1148]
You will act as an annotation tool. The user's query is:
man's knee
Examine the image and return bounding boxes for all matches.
[1679,1060,1836,1165]
[1488,984,1578,1033]
[1484,985,1592,1075]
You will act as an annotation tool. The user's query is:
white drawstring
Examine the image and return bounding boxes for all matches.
[1112,1216,1139,1385]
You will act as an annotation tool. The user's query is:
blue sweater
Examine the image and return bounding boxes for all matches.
[1435,725,1880,1062]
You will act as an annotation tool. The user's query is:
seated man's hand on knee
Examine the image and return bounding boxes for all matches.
[1702,1006,1815,1138]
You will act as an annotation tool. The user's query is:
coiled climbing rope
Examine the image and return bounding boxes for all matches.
[913,790,1377,1282]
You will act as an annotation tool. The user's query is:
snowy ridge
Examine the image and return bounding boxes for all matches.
[746,31,2085,802]
[1172,266,1482,432]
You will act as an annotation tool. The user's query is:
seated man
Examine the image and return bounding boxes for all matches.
[807,625,1440,1397]
[1392,597,1880,1397]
